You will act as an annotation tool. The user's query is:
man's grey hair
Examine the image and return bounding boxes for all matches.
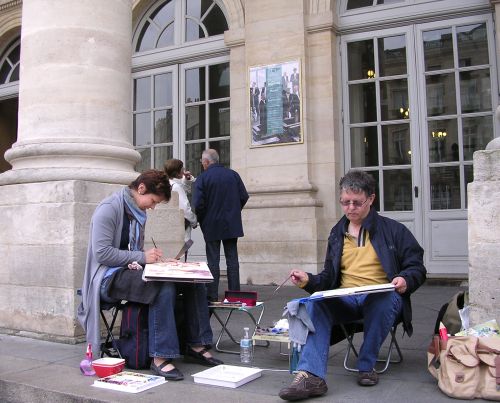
[339,170,376,196]
[202,149,219,164]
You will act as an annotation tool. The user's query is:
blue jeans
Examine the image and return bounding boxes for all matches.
[101,278,213,359]
[205,238,240,301]
[297,291,403,379]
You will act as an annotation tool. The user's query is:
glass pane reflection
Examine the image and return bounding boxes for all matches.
[186,105,206,141]
[380,79,408,121]
[186,0,212,18]
[378,35,406,77]
[204,4,228,36]
[154,146,173,170]
[136,22,157,52]
[347,40,374,81]
[157,24,174,49]
[134,77,151,111]
[462,116,493,160]
[186,19,205,41]
[209,63,230,99]
[428,119,458,163]
[136,148,151,172]
[209,101,230,138]
[426,73,456,117]
[430,166,460,210]
[382,124,411,165]
[154,110,173,144]
[457,23,488,67]
[186,67,206,102]
[350,126,378,167]
[134,113,151,146]
[423,28,453,72]
[209,140,230,167]
[460,69,491,113]
[383,169,413,211]
[152,0,174,24]
[349,82,376,123]
[154,73,172,107]
[185,142,206,178]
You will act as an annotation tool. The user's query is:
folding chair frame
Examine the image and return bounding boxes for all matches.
[340,323,403,374]
[99,302,124,359]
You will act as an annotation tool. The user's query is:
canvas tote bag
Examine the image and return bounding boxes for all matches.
[427,335,500,400]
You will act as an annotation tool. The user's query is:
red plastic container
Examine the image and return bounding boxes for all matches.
[91,357,125,378]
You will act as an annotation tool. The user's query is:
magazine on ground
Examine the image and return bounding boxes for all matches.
[142,261,214,283]
[92,371,166,393]
[303,283,395,302]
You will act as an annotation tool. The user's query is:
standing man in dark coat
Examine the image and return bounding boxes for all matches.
[193,149,249,302]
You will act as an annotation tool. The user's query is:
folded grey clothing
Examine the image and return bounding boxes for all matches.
[283,299,315,346]
[107,268,162,304]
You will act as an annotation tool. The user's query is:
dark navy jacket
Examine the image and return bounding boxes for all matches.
[193,163,249,242]
[304,207,426,336]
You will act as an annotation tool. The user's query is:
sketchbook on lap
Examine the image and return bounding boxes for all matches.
[142,261,214,283]
[300,283,395,302]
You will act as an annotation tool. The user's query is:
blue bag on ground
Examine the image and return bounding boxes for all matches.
[118,302,151,369]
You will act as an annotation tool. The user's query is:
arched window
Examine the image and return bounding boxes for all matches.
[133,0,230,177]
[0,38,20,84]
[135,0,228,52]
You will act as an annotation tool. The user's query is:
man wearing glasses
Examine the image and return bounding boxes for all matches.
[279,170,426,401]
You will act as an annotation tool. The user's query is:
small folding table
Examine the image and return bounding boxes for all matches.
[209,302,268,354]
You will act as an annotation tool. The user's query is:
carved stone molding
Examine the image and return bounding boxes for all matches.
[304,0,337,33]
[246,183,323,209]
[0,0,21,12]
[305,0,333,15]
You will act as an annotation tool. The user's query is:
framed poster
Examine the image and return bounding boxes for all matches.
[249,60,303,147]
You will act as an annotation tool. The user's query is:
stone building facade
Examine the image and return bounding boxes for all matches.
[0,0,498,342]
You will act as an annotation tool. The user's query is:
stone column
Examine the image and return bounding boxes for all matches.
[467,0,500,327]
[0,0,145,343]
[1,0,139,185]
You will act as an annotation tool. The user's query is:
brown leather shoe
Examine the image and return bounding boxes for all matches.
[357,370,378,386]
[279,371,328,401]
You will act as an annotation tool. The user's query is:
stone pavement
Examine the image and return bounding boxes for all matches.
[0,282,479,403]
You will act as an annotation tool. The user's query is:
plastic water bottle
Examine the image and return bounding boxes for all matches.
[80,343,96,376]
[240,327,252,364]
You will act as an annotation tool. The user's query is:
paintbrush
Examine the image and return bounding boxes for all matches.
[151,237,167,262]
[272,274,292,295]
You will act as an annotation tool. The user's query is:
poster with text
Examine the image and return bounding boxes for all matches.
[249,60,303,147]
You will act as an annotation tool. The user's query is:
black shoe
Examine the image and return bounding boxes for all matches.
[357,370,378,386]
[279,371,328,401]
[184,347,224,367]
[150,359,184,381]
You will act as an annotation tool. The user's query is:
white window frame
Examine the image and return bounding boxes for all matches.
[341,25,422,235]
[338,0,492,32]
[132,65,179,170]
[179,55,231,163]
[415,14,498,212]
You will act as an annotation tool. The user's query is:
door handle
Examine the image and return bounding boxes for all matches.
[414,186,419,198]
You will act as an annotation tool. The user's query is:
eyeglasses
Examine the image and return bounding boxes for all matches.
[339,198,370,208]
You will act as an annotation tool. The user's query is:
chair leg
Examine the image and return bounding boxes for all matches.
[341,324,360,373]
[100,307,122,358]
[342,325,403,374]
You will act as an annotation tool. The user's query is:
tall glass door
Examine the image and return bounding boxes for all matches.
[342,15,497,276]
[416,17,496,275]
[342,26,422,240]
